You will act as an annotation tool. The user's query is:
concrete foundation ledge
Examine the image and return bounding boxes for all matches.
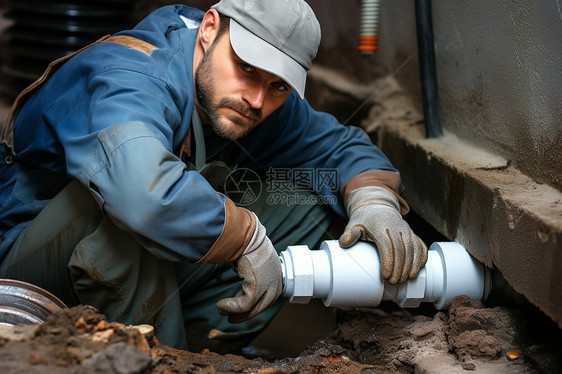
[375,119,562,328]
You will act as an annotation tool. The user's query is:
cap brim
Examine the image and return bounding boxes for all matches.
[228,19,307,99]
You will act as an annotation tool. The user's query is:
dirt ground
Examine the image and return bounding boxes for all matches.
[1,295,561,374]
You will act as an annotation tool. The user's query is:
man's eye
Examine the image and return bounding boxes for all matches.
[272,82,289,92]
[240,63,252,72]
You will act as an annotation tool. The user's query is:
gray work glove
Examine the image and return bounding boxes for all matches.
[216,213,283,323]
[339,186,428,284]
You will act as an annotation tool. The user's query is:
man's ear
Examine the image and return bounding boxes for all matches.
[199,9,221,52]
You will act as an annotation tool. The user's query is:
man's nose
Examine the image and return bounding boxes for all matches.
[243,84,266,109]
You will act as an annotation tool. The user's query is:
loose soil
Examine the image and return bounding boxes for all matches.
[1,296,560,373]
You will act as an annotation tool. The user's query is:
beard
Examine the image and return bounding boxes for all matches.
[194,43,262,140]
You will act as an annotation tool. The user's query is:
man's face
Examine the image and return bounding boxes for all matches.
[195,33,292,140]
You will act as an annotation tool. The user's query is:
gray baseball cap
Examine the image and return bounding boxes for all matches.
[211,0,321,99]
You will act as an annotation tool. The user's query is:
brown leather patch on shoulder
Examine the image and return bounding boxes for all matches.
[105,35,157,56]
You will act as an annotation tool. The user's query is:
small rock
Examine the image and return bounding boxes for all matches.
[0,324,38,341]
[360,368,378,374]
[91,328,114,343]
[409,323,435,339]
[28,353,50,365]
[507,349,522,360]
[80,342,151,374]
[256,368,284,374]
[461,362,476,370]
[131,324,153,338]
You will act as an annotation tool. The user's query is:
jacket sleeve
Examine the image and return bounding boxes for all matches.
[57,68,254,263]
[235,92,407,216]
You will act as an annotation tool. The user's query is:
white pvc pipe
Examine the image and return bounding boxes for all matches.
[279,240,492,309]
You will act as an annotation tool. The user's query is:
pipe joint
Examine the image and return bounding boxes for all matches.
[280,240,492,310]
[280,245,314,304]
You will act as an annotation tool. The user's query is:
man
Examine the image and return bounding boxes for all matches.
[0,0,427,352]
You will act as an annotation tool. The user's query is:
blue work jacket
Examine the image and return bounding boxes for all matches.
[0,5,398,263]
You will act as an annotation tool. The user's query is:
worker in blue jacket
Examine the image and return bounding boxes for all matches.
[0,0,427,352]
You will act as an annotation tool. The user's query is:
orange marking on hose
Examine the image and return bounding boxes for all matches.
[357,36,379,52]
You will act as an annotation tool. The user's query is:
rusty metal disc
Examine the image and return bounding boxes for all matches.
[0,279,67,325]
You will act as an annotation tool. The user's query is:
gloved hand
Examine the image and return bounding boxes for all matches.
[339,186,428,284]
[216,213,283,323]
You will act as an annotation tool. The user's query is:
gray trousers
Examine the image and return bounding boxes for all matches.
[0,179,332,352]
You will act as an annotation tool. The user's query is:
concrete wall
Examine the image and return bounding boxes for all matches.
[432,0,562,191]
